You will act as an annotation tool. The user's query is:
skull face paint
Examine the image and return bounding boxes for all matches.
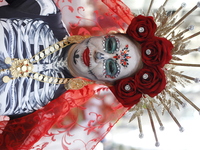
[67,34,143,82]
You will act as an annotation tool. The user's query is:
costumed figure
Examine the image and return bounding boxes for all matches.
[0,0,200,149]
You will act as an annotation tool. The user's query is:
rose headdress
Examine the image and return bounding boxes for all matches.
[109,0,200,146]
[110,15,173,107]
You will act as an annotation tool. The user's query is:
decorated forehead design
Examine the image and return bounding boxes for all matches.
[113,45,131,67]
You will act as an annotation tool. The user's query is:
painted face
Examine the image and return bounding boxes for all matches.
[67,34,143,82]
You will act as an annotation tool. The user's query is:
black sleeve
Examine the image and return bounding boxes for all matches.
[5,0,26,5]
[5,0,41,15]
[0,0,67,40]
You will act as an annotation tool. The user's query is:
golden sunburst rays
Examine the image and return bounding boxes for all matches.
[169,25,194,41]
[183,30,200,42]
[162,0,169,7]
[146,106,160,147]
[170,62,200,67]
[155,2,200,38]
[137,115,144,138]
[128,0,200,147]
[168,3,186,21]
[146,0,154,16]
[175,88,200,113]
[173,3,200,27]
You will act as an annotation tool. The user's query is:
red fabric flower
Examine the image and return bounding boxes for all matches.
[141,37,173,67]
[135,66,166,97]
[110,77,142,107]
[126,15,157,42]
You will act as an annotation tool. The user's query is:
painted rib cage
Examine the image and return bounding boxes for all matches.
[0,18,66,115]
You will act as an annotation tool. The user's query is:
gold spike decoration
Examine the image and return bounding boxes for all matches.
[146,0,154,16]
[168,3,186,22]
[183,31,200,42]
[170,62,200,67]
[137,116,144,139]
[162,0,169,7]
[158,96,184,132]
[150,102,165,130]
[146,107,160,147]
[173,2,200,27]
[175,88,200,112]
[127,1,200,147]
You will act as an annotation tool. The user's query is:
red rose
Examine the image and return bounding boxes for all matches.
[135,66,166,97]
[141,37,173,67]
[126,15,157,42]
[109,77,142,107]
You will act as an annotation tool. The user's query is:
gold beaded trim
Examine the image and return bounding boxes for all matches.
[2,35,95,90]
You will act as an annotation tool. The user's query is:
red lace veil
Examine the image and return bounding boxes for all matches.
[0,0,134,149]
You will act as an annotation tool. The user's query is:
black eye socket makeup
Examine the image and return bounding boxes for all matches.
[103,58,121,79]
[102,35,120,54]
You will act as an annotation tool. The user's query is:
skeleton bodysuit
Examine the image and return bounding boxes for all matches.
[0,0,72,117]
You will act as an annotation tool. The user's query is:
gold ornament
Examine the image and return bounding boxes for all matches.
[5,57,12,64]
[2,35,94,90]
[127,1,200,146]
[2,76,11,83]
[64,78,94,90]
[65,35,91,44]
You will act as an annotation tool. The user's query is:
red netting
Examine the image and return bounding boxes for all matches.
[55,0,134,36]
[0,84,129,149]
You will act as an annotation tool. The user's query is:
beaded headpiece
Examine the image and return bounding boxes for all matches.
[109,0,200,146]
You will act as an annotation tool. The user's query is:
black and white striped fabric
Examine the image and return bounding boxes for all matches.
[0,0,72,117]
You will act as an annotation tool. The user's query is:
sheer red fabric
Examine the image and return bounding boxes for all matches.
[101,0,134,25]
[55,0,133,36]
[0,84,129,150]
[0,0,134,149]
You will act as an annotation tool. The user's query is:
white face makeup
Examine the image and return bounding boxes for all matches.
[67,34,143,82]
